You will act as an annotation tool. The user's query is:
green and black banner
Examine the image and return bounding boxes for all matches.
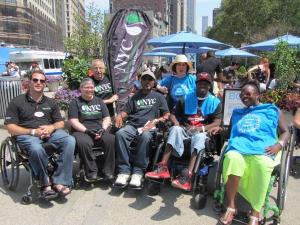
[105,9,152,112]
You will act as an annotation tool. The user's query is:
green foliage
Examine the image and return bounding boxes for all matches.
[207,0,300,46]
[62,58,90,90]
[64,3,105,58]
[269,41,300,90]
[236,66,247,78]
[260,89,300,112]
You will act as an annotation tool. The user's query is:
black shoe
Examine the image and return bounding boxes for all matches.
[104,174,114,180]
[86,173,98,181]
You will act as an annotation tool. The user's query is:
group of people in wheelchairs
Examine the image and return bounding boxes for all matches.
[1,55,294,225]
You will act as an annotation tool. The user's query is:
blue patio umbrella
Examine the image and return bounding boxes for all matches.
[151,46,217,54]
[215,47,259,57]
[242,34,300,51]
[147,31,229,53]
[143,52,176,57]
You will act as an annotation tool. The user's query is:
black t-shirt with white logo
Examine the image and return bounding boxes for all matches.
[124,90,169,128]
[68,96,109,130]
[4,93,63,128]
[93,76,114,116]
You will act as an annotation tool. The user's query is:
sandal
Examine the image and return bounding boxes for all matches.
[41,186,58,200]
[53,184,72,197]
[248,216,260,225]
[219,207,236,225]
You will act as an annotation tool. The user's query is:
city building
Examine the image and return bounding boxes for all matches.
[0,0,85,50]
[212,7,221,26]
[186,0,196,32]
[64,0,86,38]
[168,0,187,34]
[202,16,208,36]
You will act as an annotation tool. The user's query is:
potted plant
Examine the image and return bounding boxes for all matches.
[46,75,62,92]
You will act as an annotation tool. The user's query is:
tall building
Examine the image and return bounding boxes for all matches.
[202,16,208,36]
[0,0,85,50]
[64,0,86,38]
[169,0,187,34]
[186,0,195,32]
[110,0,169,37]
[212,8,220,26]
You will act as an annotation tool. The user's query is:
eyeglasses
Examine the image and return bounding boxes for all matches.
[32,78,46,84]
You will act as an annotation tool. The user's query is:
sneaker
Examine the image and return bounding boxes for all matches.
[145,163,170,179]
[114,173,130,186]
[129,174,143,188]
[171,169,192,191]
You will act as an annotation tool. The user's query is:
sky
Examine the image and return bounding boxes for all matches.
[85,0,221,35]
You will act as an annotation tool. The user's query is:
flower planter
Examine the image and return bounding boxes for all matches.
[47,81,60,92]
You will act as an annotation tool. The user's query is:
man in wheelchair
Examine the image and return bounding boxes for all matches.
[114,70,170,189]
[146,72,222,191]
[213,80,290,225]
[68,78,115,181]
[4,70,75,199]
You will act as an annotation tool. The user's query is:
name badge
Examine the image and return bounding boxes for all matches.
[34,111,44,117]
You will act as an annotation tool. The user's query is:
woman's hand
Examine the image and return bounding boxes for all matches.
[265,143,282,156]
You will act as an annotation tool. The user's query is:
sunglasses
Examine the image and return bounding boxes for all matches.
[32,78,46,84]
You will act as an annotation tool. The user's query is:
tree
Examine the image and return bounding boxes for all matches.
[64,3,105,59]
[207,0,300,47]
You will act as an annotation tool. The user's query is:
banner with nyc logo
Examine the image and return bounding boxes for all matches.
[105,9,152,112]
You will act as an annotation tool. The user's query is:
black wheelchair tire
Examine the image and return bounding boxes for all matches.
[0,138,20,191]
[207,161,218,195]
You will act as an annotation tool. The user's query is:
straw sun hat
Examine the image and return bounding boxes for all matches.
[171,54,193,72]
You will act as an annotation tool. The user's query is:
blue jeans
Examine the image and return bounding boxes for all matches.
[16,129,75,186]
[115,125,155,175]
[167,126,207,157]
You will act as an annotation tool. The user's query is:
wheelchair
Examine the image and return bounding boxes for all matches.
[213,125,296,225]
[146,126,223,209]
[73,145,106,188]
[0,136,59,204]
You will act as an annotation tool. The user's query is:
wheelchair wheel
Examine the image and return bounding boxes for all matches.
[277,148,291,212]
[192,193,207,210]
[206,161,218,195]
[0,138,20,191]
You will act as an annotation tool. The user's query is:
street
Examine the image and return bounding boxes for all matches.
[0,127,299,225]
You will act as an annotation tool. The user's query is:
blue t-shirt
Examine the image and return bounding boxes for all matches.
[159,74,197,115]
[226,103,279,155]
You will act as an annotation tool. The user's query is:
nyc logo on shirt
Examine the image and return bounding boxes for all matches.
[81,104,102,115]
[95,83,112,94]
[136,98,157,109]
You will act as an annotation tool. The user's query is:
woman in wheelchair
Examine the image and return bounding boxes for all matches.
[68,78,115,181]
[146,72,222,191]
[216,80,290,225]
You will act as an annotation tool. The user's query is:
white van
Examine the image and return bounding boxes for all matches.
[9,50,65,79]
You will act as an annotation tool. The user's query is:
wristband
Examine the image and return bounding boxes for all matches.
[30,129,36,136]
[278,140,285,148]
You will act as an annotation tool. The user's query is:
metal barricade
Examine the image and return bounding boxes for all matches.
[0,77,21,118]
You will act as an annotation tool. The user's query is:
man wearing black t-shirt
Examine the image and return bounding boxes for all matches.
[4,70,75,199]
[114,70,170,188]
[91,59,118,117]
[68,78,115,181]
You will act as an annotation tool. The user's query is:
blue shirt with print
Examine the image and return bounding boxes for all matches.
[226,103,279,155]
[159,74,197,115]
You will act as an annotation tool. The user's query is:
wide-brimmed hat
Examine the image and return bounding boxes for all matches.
[196,72,213,84]
[171,54,193,72]
[141,69,156,80]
